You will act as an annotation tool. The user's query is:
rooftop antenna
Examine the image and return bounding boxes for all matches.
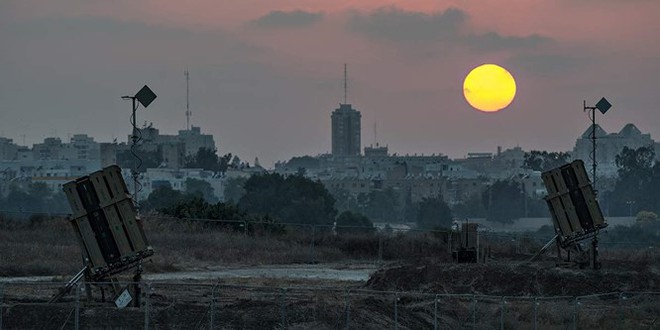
[374,120,377,146]
[343,63,347,104]
[185,70,191,130]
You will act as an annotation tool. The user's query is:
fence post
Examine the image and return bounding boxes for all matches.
[74,283,81,330]
[533,297,538,330]
[500,297,505,330]
[344,289,350,330]
[210,284,218,329]
[433,294,439,330]
[280,288,287,329]
[0,283,4,330]
[394,292,399,330]
[447,231,452,254]
[310,225,316,264]
[617,292,624,330]
[378,234,383,263]
[143,283,150,330]
[573,297,579,330]
[472,295,477,330]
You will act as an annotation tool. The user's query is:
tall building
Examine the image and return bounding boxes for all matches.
[64,134,100,161]
[177,126,216,156]
[0,137,19,160]
[33,137,65,160]
[122,124,216,169]
[331,104,361,156]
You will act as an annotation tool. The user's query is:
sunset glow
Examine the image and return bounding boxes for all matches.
[2,1,659,163]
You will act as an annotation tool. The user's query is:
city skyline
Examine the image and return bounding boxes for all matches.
[2,1,660,166]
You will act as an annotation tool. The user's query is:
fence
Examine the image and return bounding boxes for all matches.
[0,281,658,329]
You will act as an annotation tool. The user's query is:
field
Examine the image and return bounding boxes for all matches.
[1,214,659,328]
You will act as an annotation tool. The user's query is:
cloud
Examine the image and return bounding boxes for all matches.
[467,32,551,51]
[5,16,193,40]
[506,54,589,75]
[348,7,550,51]
[250,10,324,29]
[2,15,266,65]
[348,7,466,42]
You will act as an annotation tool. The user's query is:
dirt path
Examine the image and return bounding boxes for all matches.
[147,264,376,281]
[0,263,378,283]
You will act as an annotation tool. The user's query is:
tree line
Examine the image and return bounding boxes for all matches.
[3,146,657,231]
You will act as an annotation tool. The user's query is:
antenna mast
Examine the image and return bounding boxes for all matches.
[343,63,347,104]
[185,70,191,130]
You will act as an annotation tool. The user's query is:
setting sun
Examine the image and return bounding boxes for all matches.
[463,64,517,112]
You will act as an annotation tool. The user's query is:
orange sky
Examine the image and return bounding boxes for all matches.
[2,0,660,165]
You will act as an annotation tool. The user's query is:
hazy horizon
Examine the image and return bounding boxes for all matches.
[2,0,660,167]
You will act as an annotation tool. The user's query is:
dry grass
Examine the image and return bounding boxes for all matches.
[1,216,353,277]
[1,215,658,278]
[0,218,80,276]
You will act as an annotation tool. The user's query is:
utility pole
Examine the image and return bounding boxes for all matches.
[583,97,612,194]
[122,85,157,208]
[582,97,612,270]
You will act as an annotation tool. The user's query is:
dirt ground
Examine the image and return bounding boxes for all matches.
[2,257,659,329]
[366,258,660,296]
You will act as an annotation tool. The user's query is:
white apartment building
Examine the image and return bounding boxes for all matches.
[572,124,658,177]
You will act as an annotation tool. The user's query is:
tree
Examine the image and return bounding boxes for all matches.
[166,197,245,220]
[362,188,400,222]
[0,182,69,216]
[185,148,219,171]
[523,150,571,172]
[116,149,162,172]
[219,153,232,172]
[605,146,660,215]
[28,182,51,197]
[523,196,550,217]
[335,211,374,235]
[238,173,337,226]
[416,196,453,229]
[223,176,247,203]
[616,146,655,179]
[1,186,42,214]
[636,211,658,226]
[482,180,523,224]
[599,223,659,246]
[327,187,358,214]
[452,194,487,218]
[160,196,285,234]
[185,178,217,202]
[49,191,71,215]
[142,186,187,212]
